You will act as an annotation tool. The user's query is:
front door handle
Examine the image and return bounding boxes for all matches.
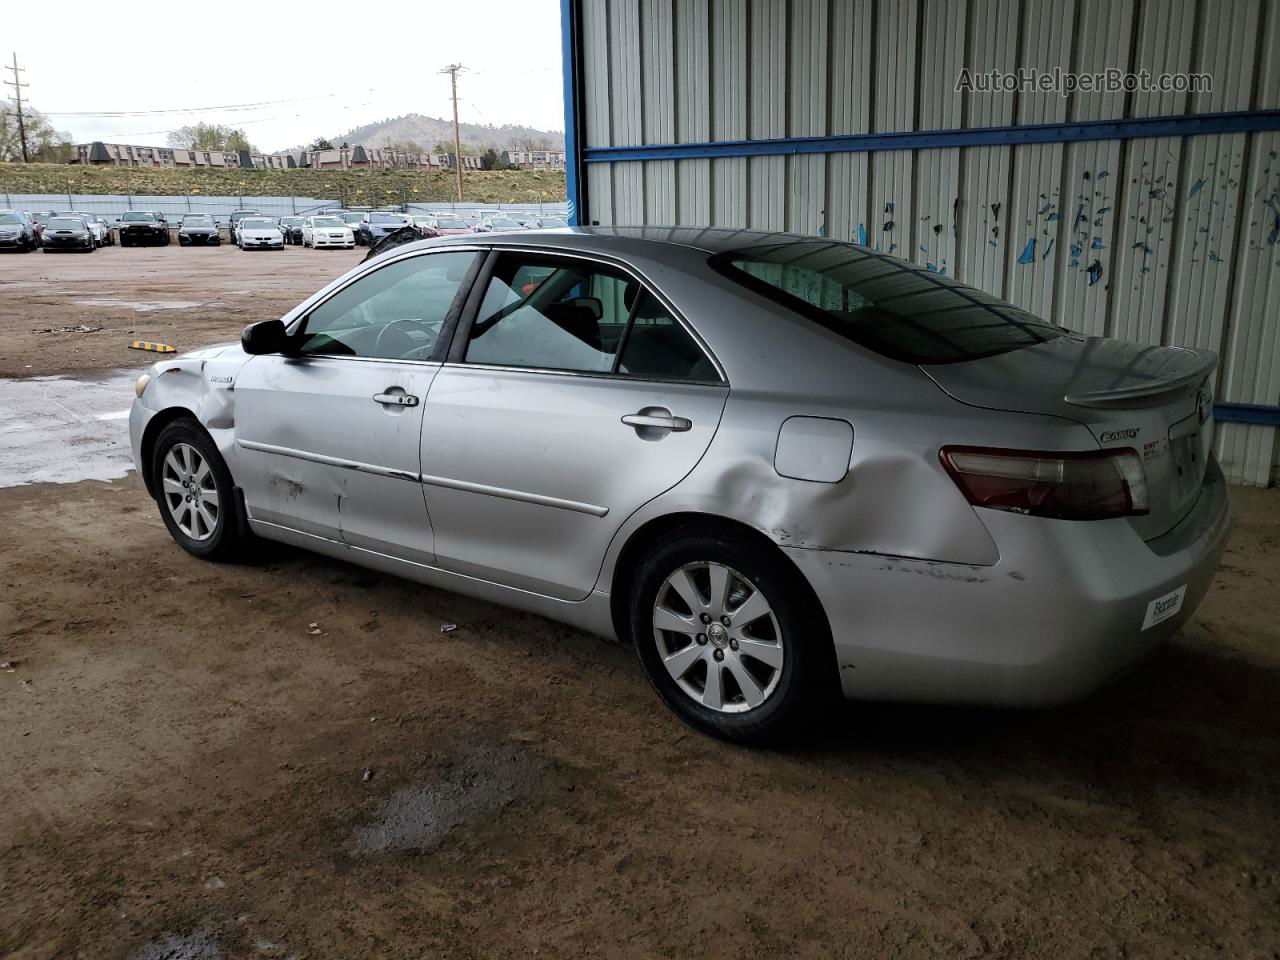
[622,408,692,433]
[373,391,419,407]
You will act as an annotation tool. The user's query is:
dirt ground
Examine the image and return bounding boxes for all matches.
[1,245,1279,959]
[0,244,364,379]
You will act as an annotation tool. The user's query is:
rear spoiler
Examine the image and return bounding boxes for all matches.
[1064,349,1217,407]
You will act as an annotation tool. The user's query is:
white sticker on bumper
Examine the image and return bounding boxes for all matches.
[1142,584,1187,630]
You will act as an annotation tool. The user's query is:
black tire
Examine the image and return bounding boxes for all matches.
[629,525,834,745]
[150,418,248,563]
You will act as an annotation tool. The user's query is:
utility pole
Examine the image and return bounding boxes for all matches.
[5,53,30,162]
[441,63,466,203]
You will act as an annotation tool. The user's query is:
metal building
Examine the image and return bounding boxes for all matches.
[560,0,1280,485]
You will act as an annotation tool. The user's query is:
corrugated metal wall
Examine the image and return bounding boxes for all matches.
[575,0,1280,486]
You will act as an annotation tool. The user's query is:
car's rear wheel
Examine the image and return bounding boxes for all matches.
[151,418,247,562]
[630,526,832,745]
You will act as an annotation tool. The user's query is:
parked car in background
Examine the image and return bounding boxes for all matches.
[475,216,530,233]
[409,215,440,238]
[473,209,504,220]
[119,211,171,246]
[41,215,97,252]
[524,216,569,229]
[129,227,1230,744]
[0,210,40,251]
[356,212,413,247]
[236,217,284,250]
[426,216,474,236]
[278,216,305,245]
[178,215,220,246]
[337,212,366,243]
[56,213,106,247]
[93,216,116,245]
[228,210,262,244]
[301,215,355,249]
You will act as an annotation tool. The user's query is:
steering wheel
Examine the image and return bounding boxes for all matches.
[372,318,434,360]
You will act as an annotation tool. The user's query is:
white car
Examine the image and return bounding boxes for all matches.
[237,217,285,250]
[301,215,356,249]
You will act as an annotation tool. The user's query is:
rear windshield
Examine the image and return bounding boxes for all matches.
[121,212,157,222]
[709,241,1065,364]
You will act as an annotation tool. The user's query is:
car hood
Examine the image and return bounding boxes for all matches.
[122,221,163,228]
[241,229,282,239]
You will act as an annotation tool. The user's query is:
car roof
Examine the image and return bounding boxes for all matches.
[378,226,867,264]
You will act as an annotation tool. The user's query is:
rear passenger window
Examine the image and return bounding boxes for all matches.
[465,254,637,373]
[464,252,719,382]
[617,291,718,381]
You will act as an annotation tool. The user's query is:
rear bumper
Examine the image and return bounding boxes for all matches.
[787,457,1231,706]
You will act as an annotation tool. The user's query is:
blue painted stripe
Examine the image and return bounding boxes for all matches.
[560,0,584,224]
[582,110,1280,163]
[1214,403,1280,427]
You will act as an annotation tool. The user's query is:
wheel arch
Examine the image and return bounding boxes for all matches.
[139,406,199,498]
[608,512,836,665]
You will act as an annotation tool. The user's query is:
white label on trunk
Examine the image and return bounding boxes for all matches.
[1142,584,1187,630]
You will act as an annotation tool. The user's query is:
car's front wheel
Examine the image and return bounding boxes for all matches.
[630,526,832,745]
[151,418,247,562]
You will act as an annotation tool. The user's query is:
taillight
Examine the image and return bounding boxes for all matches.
[939,446,1149,520]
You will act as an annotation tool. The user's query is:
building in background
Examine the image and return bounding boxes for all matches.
[503,149,567,170]
[559,0,1280,486]
[76,142,292,170]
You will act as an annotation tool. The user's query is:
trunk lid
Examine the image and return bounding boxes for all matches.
[923,334,1217,540]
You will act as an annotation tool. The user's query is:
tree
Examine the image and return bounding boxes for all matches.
[433,140,479,157]
[166,123,256,153]
[309,137,334,151]
[0,102,75,162]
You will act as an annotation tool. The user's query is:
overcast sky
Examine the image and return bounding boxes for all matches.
[5,0,564,152]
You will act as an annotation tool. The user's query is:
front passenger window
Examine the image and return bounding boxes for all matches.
[297,251,477,361]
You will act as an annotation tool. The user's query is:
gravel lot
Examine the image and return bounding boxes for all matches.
[1,244,1278,959]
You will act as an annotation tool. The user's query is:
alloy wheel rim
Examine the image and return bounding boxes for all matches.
[652,561,784,714]
[161,442,220,542]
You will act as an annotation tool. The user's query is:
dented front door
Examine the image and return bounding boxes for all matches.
[234,355,438,565]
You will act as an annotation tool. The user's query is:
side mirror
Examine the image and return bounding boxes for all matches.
[241,319,293,355]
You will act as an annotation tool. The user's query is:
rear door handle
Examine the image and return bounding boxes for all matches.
[373,392,419,407]
[622,410,692,432]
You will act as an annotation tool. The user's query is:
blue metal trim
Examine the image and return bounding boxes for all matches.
[560,0,585,224]
[1214,403,1280,427]
[582,110,1280,163]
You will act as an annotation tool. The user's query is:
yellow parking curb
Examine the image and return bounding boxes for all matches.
[128,340,177,353]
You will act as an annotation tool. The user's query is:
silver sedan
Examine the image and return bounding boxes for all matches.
[129,228,1229,743]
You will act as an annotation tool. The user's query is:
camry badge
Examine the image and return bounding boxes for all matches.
[1100,428,1139,442]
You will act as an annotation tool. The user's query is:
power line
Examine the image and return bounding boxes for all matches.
[40,92,355,118]
[4,52,30,162]
[440,64,467,203]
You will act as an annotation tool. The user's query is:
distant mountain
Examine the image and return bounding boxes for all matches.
[308,113,564,154]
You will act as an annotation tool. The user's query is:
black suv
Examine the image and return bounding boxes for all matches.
[119,211,171,246]
[0,210,39,252]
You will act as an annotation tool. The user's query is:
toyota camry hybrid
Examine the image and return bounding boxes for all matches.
[129,228,1229,743]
